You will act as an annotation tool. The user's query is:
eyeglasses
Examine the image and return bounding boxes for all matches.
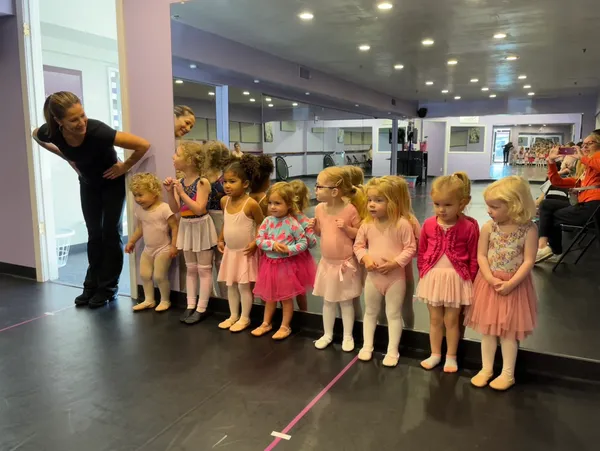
[582,141,600,148]
[315,184,336,190]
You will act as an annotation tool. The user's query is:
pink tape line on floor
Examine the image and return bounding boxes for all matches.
[0,305,75,333]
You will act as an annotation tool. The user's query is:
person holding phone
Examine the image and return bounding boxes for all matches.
[535,131,600,263]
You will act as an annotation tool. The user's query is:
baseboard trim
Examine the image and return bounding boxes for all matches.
[137,285,600,385]
[0,262,36,279]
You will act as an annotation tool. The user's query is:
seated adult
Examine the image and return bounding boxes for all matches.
[536,130,600,263]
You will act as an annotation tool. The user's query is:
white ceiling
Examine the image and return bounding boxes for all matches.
[172,0,600,103]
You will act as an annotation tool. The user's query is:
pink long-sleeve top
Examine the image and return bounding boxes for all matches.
[417,216,479,281]
[354,218,417,268]
[256,215,308,259]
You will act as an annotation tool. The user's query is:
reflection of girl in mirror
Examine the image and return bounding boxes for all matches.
[249,155,275,216]
[231,141,243,159]
[417,173,479,373]
[465,176,537,391]
[216,156,264,332]
[354,176,417,367]
[289,180,318,311]
[174,105,195,138]
[164,141,218,325]
[311,167,366,352]
[252,183,308,340]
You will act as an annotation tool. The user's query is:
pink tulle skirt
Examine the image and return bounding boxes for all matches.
[416,255,473,308]
[253,254,306,302]
[295,250,317,289]
[464,270,537,340]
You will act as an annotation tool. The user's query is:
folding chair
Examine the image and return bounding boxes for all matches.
[553,201,600,271]
[323,154,335,169]
[346,155,353,165]
[352,155,360,166]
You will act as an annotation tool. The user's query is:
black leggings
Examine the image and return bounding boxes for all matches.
[538,199,600,254]
[80,176,126,297]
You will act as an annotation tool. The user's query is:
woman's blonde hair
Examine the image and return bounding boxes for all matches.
[129,172,162,197]
[484,176,536,224]
[365,176,414,224]
[289,179,310,212]
[267,182,299,215]
[431,171,472,207]
[321,166,367,219]
[576,130,600,177]
[178,140,206,174]
[343,165,365,187]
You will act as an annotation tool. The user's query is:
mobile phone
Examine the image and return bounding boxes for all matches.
[558,147,575,155]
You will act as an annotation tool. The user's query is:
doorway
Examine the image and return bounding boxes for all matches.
[492,129,511,163]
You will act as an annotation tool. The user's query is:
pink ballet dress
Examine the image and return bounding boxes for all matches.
[135,203,174,257]
[253,215,308,302]
[217,197,258,286]
[464,221,537,340]
[293,212,317,289]
[313,203,363,302]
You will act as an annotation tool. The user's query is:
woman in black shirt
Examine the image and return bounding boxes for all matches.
[33,91,151,308]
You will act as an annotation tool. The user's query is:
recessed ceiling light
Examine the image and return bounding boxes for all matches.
[454,96,461,100]
[528,92,535,96]
[394,64,404,70]
[298,12,314,21]
[470,78,479,83]
[208,91,215,96]
[292,103,298,106]
[249,98,256,102]
[441,89,449,94]
[377,2,393,10]
[506,55,519,61]
[265,97,272,102]
[494,33,507,39]
[268,104,274,107]
[355,104,360,107]
[523,85,531,89]
[422,38,434,46]
[518,75,527,79]
[447,59,458,65]
[243,91,250,95]
[175,79,183,84]
[489,94,497,98]
[189,63,197,69]
[481,87,489,91]
[358,44,371,51]
[253,79,260,84]
[528,124,532,126]
[425,81,434,85]
[305,92,310,95]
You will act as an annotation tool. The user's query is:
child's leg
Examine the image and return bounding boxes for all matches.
[135,252,156,310]
[315,300,337,349]
[360,278,383,360]
[339,299,355,351]
[383,281,405,367]
[272,299,294,340]
[251,301,276,337]
[352,296,363,320]
[490,337,518,390]
[219,283,240,329]
[196,250,214,313]
[442,307,461,372]
[296,293,308,311]
[153,252,172,311]
[471,334,497,387]
[421,305,444,369]
[402,266,415,329]
[183,250,198,310]
[229,283,253,332]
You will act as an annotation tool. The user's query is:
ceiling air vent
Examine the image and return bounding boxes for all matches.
[391,98,396,106]
[299,66,311,80]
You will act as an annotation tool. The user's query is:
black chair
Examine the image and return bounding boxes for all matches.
[553,203,600,271]
[323,154,335,169]
[345,155,353,165]
[362,155,372,171]
[275,156,290,182]
[352,155,361,166]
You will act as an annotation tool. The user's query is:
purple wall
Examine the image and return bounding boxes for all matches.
[0,0,14,16]
[0,16,36,269]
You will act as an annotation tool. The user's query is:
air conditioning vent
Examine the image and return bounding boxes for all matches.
[299,66,311,80]
[391,98,396,106]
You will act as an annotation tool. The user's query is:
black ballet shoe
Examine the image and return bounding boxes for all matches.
[179,308,195,323]
[184,310,212,325]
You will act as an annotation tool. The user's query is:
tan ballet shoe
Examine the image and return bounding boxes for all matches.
[218,317,239,330]
[251,323,272,337]
[489,374,515,391]
[272,326,292,340]
[382,354,399,367]
[358,348,373,362]
[155,301,171,312]
[133,300,156,311]
[229,318,251,333]
[471,370,494,388]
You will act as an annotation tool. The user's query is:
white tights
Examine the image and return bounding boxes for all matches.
[322,300,355,340]
[364,278,406,358]
[227,283,254,321]
[139,251,172,303]
[481,334,518,379]
[183,250,214,312]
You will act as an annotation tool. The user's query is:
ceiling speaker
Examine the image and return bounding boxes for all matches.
[417,107,428,118]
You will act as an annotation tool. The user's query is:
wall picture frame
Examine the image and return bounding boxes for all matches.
[264,122,274,142]
[468,127,480,144]
[280,121,296,132]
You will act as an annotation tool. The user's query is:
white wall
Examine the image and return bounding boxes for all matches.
[40,0,117,40]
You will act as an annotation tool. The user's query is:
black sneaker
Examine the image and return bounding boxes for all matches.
[88,293,118,309]
[179,308,195,323]
[184,310,212,325]
[74,289,95,307]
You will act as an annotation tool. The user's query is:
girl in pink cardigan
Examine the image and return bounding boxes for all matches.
[417,173,479,372]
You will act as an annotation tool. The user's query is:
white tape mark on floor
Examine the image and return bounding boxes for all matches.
[270,431,291,441]
[212,434,227,448]
[44,312,55,316]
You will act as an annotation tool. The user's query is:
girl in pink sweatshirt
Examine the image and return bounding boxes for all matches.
[417,173,479,373]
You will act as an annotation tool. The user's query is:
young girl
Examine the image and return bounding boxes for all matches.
[164,141,218,325]
[465,176,538,391]
[126,173,179,312]
[249,154,275,217]
[417,173,479,373]
[312,167,366,352]
[289,179,318,311]
[252,182,308,340]
[216,155,264,332]
[353,177,417,367]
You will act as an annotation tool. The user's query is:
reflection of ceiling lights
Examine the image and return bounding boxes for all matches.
[377,2,393,10]
[441,89,449,93]
[208,91,215,96]
[298,12,314,20]
[305,92,310,95]
[481,87,489,91]
[253,79,260,83]
[489,94,497,98]
[394,64,404,70]
[189,64,197,69]
[447,59,458,65]
[425,81,434,85]
[175,79,183,84]
[493,32,507,39]
[518,75,527,79]
[249,98,256,102]
[470,78,479,83]
[358,44,371,51]
[523,85,531,89]
[454,96,461,100]
[243,91,250,95]
[506,55,519,61]
[265,97,272,101]
[422,38,434,46]
[268,104,274,107]
[292,103,298,106]
[355,104,360,107]
[528,92,535,96]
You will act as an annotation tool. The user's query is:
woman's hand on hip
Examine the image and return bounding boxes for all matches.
[103,162,129,179]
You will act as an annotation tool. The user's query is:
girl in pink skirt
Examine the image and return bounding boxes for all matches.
[417,172,479,373]
[465,176,538,391]
[252,182,308,340]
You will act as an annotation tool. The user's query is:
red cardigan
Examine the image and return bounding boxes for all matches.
[417,216,479,281]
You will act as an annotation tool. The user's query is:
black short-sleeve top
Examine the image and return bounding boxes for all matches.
[37,119,118,181]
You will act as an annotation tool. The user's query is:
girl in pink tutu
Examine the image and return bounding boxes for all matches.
[465,176,537,391]
[252,182,308,340]
[289,180,317,311]
[216,155,264,332]
[354,176,417,367]
[312,167,366,352]
[417,173,479,373]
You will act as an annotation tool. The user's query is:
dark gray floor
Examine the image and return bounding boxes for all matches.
[0,276,599,451]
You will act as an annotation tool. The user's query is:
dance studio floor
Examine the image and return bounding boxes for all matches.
[1,276,599,451]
